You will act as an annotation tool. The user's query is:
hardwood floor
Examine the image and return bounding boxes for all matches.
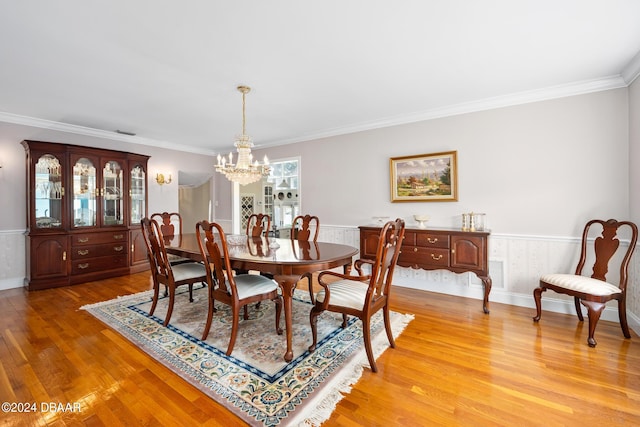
[1,272,639,426]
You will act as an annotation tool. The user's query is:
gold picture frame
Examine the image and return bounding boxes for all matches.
[390,151,458,202]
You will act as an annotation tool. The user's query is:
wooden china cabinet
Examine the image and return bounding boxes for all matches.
[22,140,150,290]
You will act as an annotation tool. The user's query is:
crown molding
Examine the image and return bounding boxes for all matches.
[622,50,640,85]
[0,74,631,152]
[270,75,629,146]
[0,111,216,155]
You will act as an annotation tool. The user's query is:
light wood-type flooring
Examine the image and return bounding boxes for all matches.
[1,272,639,426]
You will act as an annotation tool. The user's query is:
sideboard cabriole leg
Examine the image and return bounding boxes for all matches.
[479,275,492,314]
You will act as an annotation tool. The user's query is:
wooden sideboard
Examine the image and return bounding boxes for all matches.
[359,225,492,313]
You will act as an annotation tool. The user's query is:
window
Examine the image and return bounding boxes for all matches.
[268,158,300,227]
[269,159,298,190]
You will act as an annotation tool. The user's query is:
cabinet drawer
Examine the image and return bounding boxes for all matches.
[71,255,128,274]
[415,233,450,248]
[71,242,127,260]
[72,231,128,246]
[400,246,450,268]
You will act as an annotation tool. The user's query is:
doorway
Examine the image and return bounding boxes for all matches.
[178,173,212,230]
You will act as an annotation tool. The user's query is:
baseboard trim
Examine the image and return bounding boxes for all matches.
[393,280,640,337]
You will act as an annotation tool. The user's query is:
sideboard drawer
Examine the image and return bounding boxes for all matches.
[71,255,128,275]
[400,246,450,267]
[72,231,128,246]
[71,242,128,260]
[416,233,450,248]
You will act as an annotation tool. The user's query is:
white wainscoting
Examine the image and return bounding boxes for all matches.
[0,229,26,291]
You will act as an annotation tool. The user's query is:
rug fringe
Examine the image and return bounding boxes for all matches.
[288,312,415,427]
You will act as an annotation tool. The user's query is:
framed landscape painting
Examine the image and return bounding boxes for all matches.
[390,151,458,202]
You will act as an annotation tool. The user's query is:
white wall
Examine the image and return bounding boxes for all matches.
[630,76,640,224]
[256,89,629,236]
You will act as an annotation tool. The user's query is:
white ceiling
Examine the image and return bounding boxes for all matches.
[1,0,640,155]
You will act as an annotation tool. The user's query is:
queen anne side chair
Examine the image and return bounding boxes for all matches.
[533,218,638,347]
[141,217,208,327]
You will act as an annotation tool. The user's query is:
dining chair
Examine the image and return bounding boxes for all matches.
[140,217,208,327]
[291,214,319,242]
[307,218,405,372]
[533,218,638,347]
[150,211,194,297]
[196,220,283,354]
[246,213,271,237]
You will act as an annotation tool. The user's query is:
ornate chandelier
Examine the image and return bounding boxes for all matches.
[215,85,270,185]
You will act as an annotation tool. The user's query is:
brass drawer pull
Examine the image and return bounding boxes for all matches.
[78,249,89,256]
[414,247,418,252]
[113,234,124,240]
[114,245,124,252]
[78,263,89,269]
[427,237,438,244]
[78,237,89,243]
[430,254,443,261]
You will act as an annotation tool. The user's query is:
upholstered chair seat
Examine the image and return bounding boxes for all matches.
[539,274,622,297]
[315,280,369,310]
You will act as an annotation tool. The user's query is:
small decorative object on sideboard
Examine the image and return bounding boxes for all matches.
[413,214,430,228]
[372,216,390,225]
[462,212,486,231]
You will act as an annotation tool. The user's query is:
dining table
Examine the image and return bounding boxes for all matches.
[164,233,359,362]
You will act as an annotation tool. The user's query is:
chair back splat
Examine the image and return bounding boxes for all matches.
[151,211,183,240]
[292,214,320,242]
[246,213,271,237]
[533,218,638,347]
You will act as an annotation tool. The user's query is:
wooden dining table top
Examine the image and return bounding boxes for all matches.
[164,233,359,278]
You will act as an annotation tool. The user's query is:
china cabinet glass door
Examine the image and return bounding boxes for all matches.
[72,157,97,227]
[130,164,146,224]
[102,160,124,225]
[34,154,64,229]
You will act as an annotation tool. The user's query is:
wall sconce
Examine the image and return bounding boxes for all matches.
[156,173,172,185]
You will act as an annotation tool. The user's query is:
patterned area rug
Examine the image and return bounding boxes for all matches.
[82,285,413,426]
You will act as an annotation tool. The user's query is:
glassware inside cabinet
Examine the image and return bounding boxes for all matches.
[130,165,146,224]
[34,154,63,228]
[72,157,97,227]
[103,160,124,225]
